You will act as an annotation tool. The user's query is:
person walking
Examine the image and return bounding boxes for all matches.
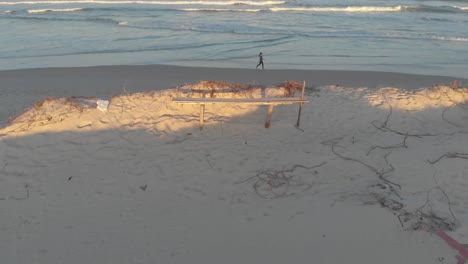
[256,52,264,70]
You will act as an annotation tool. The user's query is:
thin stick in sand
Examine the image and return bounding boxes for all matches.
[296,81,306,128]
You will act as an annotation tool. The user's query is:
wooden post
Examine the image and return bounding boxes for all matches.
[301,80,306,98]
[199,104,205,129]
[296,81,306,128]
[265,104,274,128]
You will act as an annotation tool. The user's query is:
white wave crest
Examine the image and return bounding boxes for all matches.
[26,7,83,13]
[182,7,261,11]
[0,0,285,6]
[454,6,468,11]
[433,36,468,42]
[270,6,405,12]
[118,21,128,25]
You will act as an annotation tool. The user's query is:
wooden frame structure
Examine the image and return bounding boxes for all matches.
[172,83,308,129]
[172,97,308,129]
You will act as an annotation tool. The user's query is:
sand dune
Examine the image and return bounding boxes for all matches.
[1,65,466,126]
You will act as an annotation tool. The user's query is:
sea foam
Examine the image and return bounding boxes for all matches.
[0,0,285,6]
[182,8,261,12]
[432,36,468,42]
[270,6,405,12]
[26,8,83,13]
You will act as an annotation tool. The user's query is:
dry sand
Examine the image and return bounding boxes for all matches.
[1,65,468,264]
[1,64,466,125]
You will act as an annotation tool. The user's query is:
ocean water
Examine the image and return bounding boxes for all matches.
[1,0,467,77]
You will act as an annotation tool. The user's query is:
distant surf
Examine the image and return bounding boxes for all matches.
[270,6,404,12]
[26,8,84,13]
[0,0,285,6]
[175,5,468,13]
[182,7,261,11]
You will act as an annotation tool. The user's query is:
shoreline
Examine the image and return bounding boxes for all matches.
[2,64,466,89]
[1,64,467,125]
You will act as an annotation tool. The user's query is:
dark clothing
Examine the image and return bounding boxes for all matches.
[256,54,264,69]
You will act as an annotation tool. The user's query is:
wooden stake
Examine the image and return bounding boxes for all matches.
[265,104,274,128]
[301,80,306,98]
[200,104,205,129]
[296,81,306,128]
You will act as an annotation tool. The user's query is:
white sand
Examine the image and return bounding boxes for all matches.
[1,66,468,263]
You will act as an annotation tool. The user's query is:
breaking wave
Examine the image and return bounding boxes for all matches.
[269,5,468,13]
[26,8,84,13]
[431,36,468,42]
[0,0,285,6]
[181,7,261,11]
[0,15,123,24]
[270,6,405,12]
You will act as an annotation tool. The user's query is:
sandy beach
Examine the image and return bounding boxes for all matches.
[1,65,468,264]
[1,65,466,126]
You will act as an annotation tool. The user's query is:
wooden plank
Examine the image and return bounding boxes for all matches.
[265,105,274,128]
[172,97,308,105]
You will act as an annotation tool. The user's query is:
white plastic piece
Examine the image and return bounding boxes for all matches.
[97,100,109,111]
